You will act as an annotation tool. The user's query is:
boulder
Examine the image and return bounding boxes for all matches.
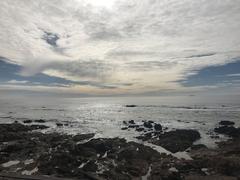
[143,121,153,128]
[152,129,201,153]
[154,123,162,131]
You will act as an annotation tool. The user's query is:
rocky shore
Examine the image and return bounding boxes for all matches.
[0,120,240,180]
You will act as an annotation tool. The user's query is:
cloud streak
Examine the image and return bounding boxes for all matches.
[0,0,240,95]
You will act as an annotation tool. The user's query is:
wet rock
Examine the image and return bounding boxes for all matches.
[136,127,144,132]
[152,129,201,153]
[136,132,153,141]
[214,126,240,138]
[154,123,162,131]
[210,135,220,139]
[191,144,207,150]
[128,120,135,124]
[0,123,47,133]
[34,119,46,123]
[38,152,80,176]
[72,133,95,142]
[82,160,98,172]
[219,121,235,126]
[126,105,137,107]
[117,142,160,162]
[118,159,149,177]
[143,121,153,128]
[185,175,237,180]
[150,161,182,180]
[128,124,139,128]
[30,125,49,130]
[56,123,63,127]
[100,170,131,180]
[23,120,33,124]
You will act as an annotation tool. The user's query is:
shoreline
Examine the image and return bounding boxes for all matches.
[0,120,240,180]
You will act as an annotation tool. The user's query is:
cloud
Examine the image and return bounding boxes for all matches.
[0,0,240,95]
[7,80,29,84]
[186,53,216,58]
[226,73,240,77]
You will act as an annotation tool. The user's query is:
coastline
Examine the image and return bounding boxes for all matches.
[0,120,240,180]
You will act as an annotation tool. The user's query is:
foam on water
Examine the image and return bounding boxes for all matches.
[0,96,240,152]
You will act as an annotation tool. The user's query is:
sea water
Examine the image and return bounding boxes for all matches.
[0,96,240,150]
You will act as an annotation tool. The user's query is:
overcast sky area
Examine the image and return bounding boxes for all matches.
[0,0,240,97]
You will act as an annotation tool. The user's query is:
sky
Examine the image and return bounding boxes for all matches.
[0,0,240,97]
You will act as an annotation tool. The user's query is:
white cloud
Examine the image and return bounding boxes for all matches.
[7,80,29,84]
[0,0,240,95]
[226,73,240,77]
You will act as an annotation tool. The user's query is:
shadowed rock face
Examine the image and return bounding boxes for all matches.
[151,129,201,153]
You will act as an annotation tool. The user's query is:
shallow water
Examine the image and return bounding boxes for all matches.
[0,96,240,150]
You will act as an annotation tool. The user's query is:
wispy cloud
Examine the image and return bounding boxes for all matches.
[0,0,240,95]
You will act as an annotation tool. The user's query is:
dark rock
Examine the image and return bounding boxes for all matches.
[121,127,128,130]
[126,105,137,107]
[152,129,201,153]
[143,121,153,128]
[150,161,182,180]
[191,144,207,150]
[0,123,43,132]
[82,160,98,172]
[23,120,33,124]
[56,123,63,127]
[210,135,220,139]
[136,127,144,132]
[34,119,46,123]
[30,125,49,130]
[118,159,149,176]
[128,124,139,128]
[136,132,153,141]
[214,126,240,138]
[128,120,135,124]
[123,121,128,125]
[219,121,235,126]
[117,142,161,162]
[185,175,237,180]
[154,123,162,131]
[73,133,95,142]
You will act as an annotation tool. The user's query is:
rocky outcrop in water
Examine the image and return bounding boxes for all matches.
[1,122,240,180]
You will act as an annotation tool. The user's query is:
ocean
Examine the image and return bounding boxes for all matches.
[0,95,240,151]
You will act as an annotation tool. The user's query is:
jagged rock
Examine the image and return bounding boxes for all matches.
[152,129,201,153]
[23,120,33,124]
[34,119,46,123]
[128,120,135,124]
[219,121,235,126]
[214,126,240,138]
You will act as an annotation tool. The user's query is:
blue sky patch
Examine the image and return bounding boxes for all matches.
[182,59,240,87]
[0,58,73,86]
